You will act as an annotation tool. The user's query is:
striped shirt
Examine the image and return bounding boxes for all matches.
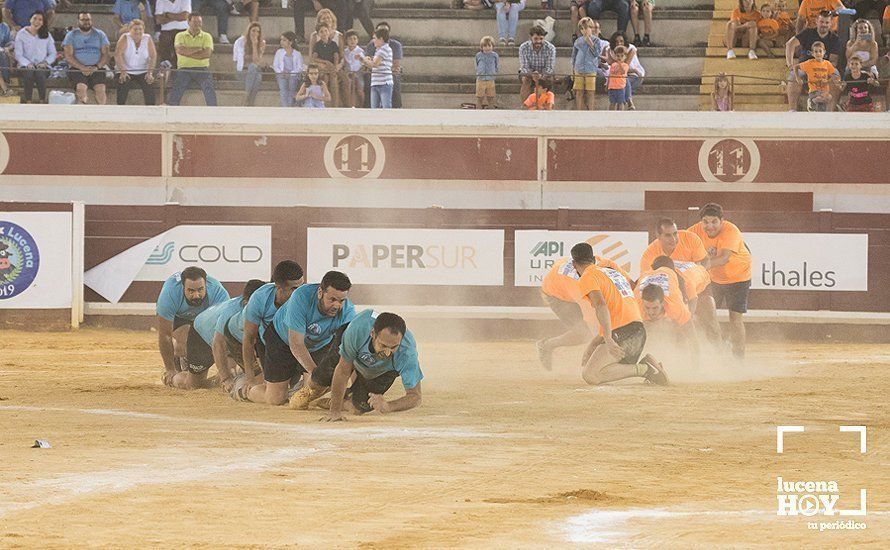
[371,43,393,86]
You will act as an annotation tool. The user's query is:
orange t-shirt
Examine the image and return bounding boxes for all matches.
[757,18,781,39]
[541,257,630,303]
[673,261,711,299]
[639,230,707,275]
[777,12,795,35]
[578,266,641,332]
[688,220,752,284]
[524,90,555,110]
[798,58,836,93]
[884,6,890,21]
[798,0,842,30]
[608,62,628,90]
[731,8,762,23]
[635,267,692,326]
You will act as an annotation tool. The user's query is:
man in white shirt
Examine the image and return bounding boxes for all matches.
[155,0,190,67]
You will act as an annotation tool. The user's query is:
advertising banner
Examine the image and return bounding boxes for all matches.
[307,228,504,286]
[0,212,73,308]
[84,225,271,303]
[513,230,650,286]
[747,233,868,291]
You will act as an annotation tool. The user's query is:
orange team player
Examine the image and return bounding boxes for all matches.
[573,249,669,386]
[523,77,555,110]
[635,259,700,366]
[796,0,845,32]
[688,202,752,359]
[537,243,628,370]
[671,257,722,343]
[639,218,708,276]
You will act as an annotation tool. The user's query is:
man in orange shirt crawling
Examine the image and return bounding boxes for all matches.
[574,245,669,386]
[536,242,627,370]
[636,256,700,367]
[688,203,752,359]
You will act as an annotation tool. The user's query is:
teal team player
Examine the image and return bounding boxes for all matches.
[157,267,230,387]
[177,279,265,391]
[234,260,304,393]
[303,310,424,422]
[242,271,355,407]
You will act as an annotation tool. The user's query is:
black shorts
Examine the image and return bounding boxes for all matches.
[312,353,399,414]
[613,321,646,365]
[185,324,215,374]
[711,280,751,314]
[68,69,108,89]
[545,294,584,328]
[223,322,244,367]
[262,320,341,384]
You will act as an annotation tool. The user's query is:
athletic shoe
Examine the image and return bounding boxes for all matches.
[229,373,249,401]
[641,354,669,386]
[536,339,553,371]
[642,36,652,47]
[508,38,515,46]
[219,34,230,44]
[626,98,636,110]
[726,49,736,60]
[499,37,507,46]
[748,50,758,60]
[288,384,327,410]
[312,397,331,410]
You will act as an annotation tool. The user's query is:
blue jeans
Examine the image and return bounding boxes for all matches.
[496,1,526,40]
[193,0,229,36]
[371,83,393,108]
[276,73,300,107]
[585,0,630,33]
[167,68,218,106]
[0,51,10,84]
[625,73,642,99]
[240,63,263,106]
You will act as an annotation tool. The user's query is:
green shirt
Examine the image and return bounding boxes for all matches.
[174,29,213,68]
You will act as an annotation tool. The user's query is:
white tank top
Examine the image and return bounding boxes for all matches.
[123,34,150,74]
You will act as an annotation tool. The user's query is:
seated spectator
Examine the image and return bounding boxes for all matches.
[311,23,341,106]
[155,0,191,68]
[237,0,262,24]
[342,29,365,108]
[294,0,348,42]
[523,76,554,110]
[495,0,526,47]
[785,11,841,110]
[570,0,585,40]
[308,9,345,57]
[629,0,654,47]
[362,26,393,108]
[572,17,601,111]
[712,72,734,111]
[775,0,796,39]
[63,13,111,105]
[605,31,644,110]
[166,14,217,106]
[793,40,840,110]
[2,0,54,33]
[347,0,375,38]
[273,31,303,107]
[13,10,55,103]
[725,0,762,60]
[113,0,152,37]
[755,3,780,57]
[295,63,330,107]
[841,54,879,111]
[845,18,878,77]
[796,0,844,33]
[115,19,157,105]
[234,22,266,106]
[518,25,556,104]
[583,0,630,35]
[0,12,14,97]
[363,21,403,108]
[195,0,232,44]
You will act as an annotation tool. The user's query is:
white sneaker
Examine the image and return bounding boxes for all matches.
[219,34,230,44]
[726,49,736,59]
[748,50,758,60]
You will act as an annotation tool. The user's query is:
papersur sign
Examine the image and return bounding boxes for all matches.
[306,228,504,286]
[513,230,650,286]
[747,233,868,291]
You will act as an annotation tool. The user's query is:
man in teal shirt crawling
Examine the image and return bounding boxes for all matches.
[301,309,423,421]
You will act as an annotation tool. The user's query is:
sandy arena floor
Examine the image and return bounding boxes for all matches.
[0,327,888,548]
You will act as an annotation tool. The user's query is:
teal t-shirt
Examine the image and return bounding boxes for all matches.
[340,309,423,389]
[193,296,242,345]
[241,282,279,340]
[271,283,355,351]
[155,273,229,322]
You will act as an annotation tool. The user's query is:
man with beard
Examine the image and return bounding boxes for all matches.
[62,12,111,104]
[157,267,230,387]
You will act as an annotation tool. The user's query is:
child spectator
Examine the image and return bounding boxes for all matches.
[845,19,878,77]
[309,9,345,54]
[795,41,839,111]
[774,0,795,39]
[311,23,341,107]
[605,32,644,110]
[630,0,654,47]
[273,31,303,107]
[608,45,629,110]
[842,54,879,111]
[296,63,331,108]
[475,35,499,109]
[756,4,780,57]
[342,29,365,108]
[712,72,733,111]
[363,27,393,108]
[725,0,761,59]
[523,76,554,110]
[572,17,601,110]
